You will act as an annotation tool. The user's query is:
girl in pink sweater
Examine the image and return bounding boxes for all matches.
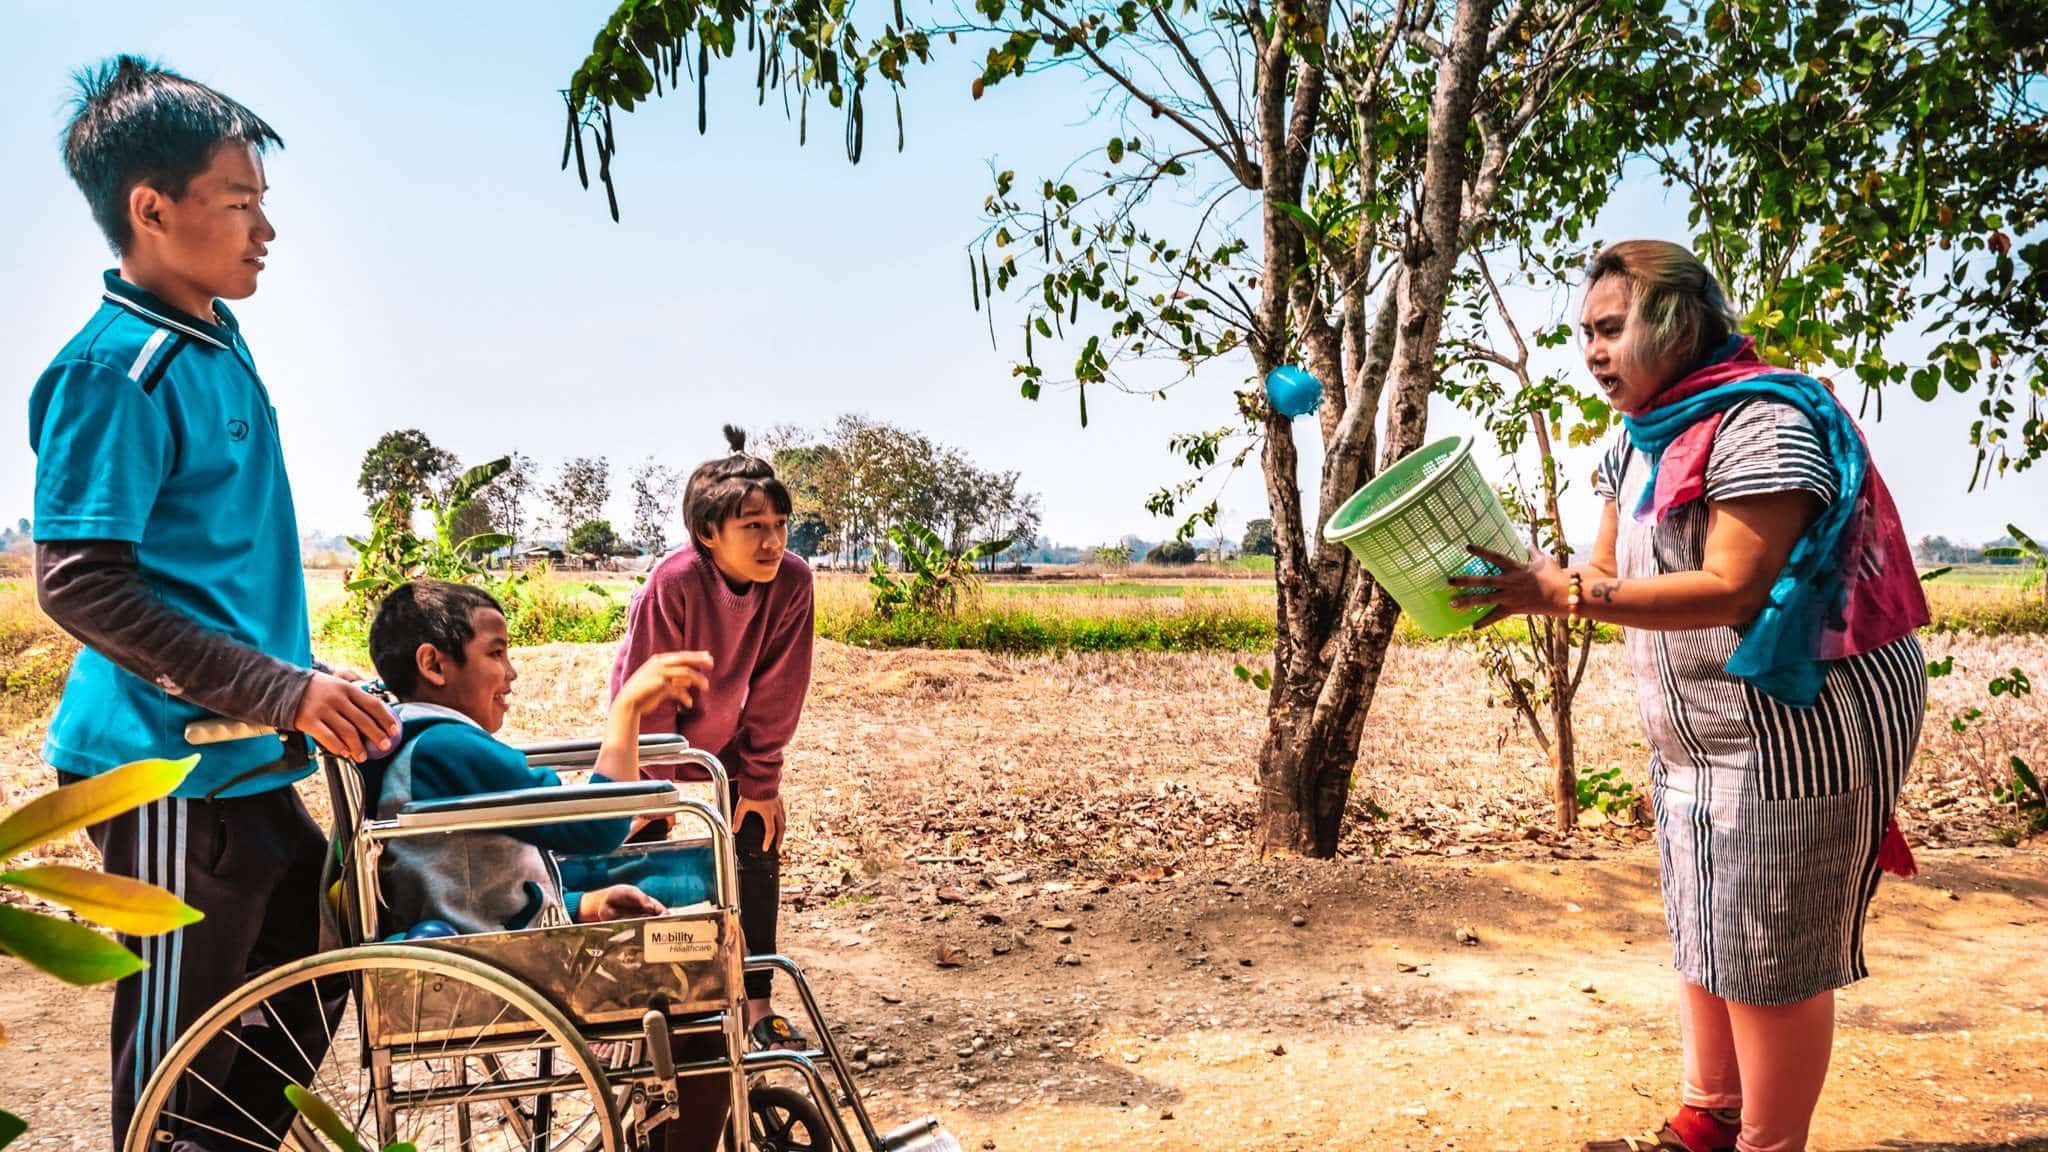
[610,426,815,1049]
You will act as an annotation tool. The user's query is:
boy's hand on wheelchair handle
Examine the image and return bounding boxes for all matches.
[295,671,401,761]
[579,883,666,922]
[622,651,714,715]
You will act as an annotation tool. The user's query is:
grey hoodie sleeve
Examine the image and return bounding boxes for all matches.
[35,540,313,730]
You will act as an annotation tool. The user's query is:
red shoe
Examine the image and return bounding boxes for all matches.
[1582,1107,1738,1152]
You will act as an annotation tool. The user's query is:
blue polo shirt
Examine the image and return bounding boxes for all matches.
[28,272,313,798]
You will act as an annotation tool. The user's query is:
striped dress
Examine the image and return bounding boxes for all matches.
[1594,400,1926,1007]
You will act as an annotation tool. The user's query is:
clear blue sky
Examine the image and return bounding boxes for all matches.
[3,2,2036,551]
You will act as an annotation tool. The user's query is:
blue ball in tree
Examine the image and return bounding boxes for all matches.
[1264,366,1324,419]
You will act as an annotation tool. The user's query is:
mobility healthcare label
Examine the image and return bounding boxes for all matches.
[643,920,718,963]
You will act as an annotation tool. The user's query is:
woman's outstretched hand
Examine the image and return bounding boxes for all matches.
[1447,545,1570,619]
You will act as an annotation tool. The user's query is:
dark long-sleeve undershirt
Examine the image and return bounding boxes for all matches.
[35,540,312,731]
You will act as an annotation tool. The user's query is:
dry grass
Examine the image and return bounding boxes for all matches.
[472,630,2047,896]
[1922,578,2048,634]
[0,581,73,735]
[5,570,2044,871]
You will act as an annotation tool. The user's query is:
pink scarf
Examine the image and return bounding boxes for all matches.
[1632,341,1929,662]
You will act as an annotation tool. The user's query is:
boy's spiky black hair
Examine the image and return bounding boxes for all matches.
[370,581,505,698]
[62,55,283,254]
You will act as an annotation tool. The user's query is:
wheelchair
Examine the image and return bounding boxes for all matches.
[124,723,959,1152]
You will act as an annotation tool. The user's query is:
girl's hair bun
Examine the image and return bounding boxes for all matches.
[723,424,748,454]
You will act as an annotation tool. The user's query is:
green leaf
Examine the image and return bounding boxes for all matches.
[1918,566,1953,582]
[285,1085,365,1152]
[1984,547,2024,559]
[0,756,197,864]
[0,865,202,935]
[447,457,512,506]
[0,1109,24,1151]
[2013,757,2040,798]
[456,533,516,555]
[1925,654,1954,678]
[0,904,146,986]
[1272,201,1322,239]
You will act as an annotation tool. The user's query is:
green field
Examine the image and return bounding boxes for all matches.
[1925,563,2041,588]
[5,562,2044,734]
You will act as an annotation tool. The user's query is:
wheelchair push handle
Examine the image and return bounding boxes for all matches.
[185,718,280,746]
[184,678,398,748]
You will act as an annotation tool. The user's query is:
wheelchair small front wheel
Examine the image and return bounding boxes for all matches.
[745,1084,832,1152]
[126,944,621,1152]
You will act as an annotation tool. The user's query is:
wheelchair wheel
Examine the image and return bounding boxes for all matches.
[746,1084,832,1152]
[126,945,620,1152]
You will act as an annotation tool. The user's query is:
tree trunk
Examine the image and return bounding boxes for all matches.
[1256,587,1405,855]
[1548,622,1578,834]
[1250,0,1498,858]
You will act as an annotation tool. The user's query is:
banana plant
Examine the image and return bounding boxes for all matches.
[0,756,204,1147]
[1984,522,2047,606]
[431,457,516,566]
[345,457,514,617]
[870,522,1012,618]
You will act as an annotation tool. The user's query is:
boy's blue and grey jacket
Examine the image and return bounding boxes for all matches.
[368,702,631,935]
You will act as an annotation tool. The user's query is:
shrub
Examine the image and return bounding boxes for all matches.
[0,581,76,731]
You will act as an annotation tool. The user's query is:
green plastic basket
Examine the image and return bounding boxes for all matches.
[1321,435,1527,637]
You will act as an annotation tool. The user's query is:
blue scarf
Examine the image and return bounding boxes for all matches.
[1621,351,1867,708]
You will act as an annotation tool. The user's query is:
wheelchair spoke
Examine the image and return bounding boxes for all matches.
[159,1109,286,1152]
[184,1065,289,1148]
[131,907,700,1152]
[258,993,362,1145]
[261,992,331,1092]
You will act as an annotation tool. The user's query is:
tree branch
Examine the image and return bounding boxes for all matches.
[1485,0,1530,55]
[1489,635,1552,754]
[1150,4,1258,181]
[1568,618,1595,698]
[1034,6,1259,186]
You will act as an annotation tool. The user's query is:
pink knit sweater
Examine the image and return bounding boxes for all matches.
[608,547,814,800]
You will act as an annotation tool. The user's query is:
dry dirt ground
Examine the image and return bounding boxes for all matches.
[3,636,2045,1150]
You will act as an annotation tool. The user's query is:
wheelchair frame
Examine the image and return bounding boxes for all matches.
[123,723,956,1152]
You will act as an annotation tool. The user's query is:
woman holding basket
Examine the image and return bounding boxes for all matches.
[1451,240,1930,1152]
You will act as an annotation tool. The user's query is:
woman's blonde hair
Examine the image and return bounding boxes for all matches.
[1585,240,1743,376]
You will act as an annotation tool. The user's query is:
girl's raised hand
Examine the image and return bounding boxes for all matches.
[623,651,714,714]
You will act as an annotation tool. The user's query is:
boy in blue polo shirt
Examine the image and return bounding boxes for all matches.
[28,56,399,1148]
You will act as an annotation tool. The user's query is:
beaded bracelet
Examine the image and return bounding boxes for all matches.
[1566,573,1584,625]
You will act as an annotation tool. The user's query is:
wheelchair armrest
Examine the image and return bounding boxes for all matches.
[394,780,677,829]
[520,733,690,769]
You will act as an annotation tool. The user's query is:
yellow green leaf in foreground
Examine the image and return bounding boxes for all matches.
[0,756,198,863]
[284,1085,364,1152]
[0,864,202,935]
[0,904,146,986]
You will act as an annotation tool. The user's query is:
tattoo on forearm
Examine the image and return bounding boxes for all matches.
[1590,580,1620,604]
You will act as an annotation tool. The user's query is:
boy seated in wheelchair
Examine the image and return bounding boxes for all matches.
[365,580,712,934]
[368,580,735,1152]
